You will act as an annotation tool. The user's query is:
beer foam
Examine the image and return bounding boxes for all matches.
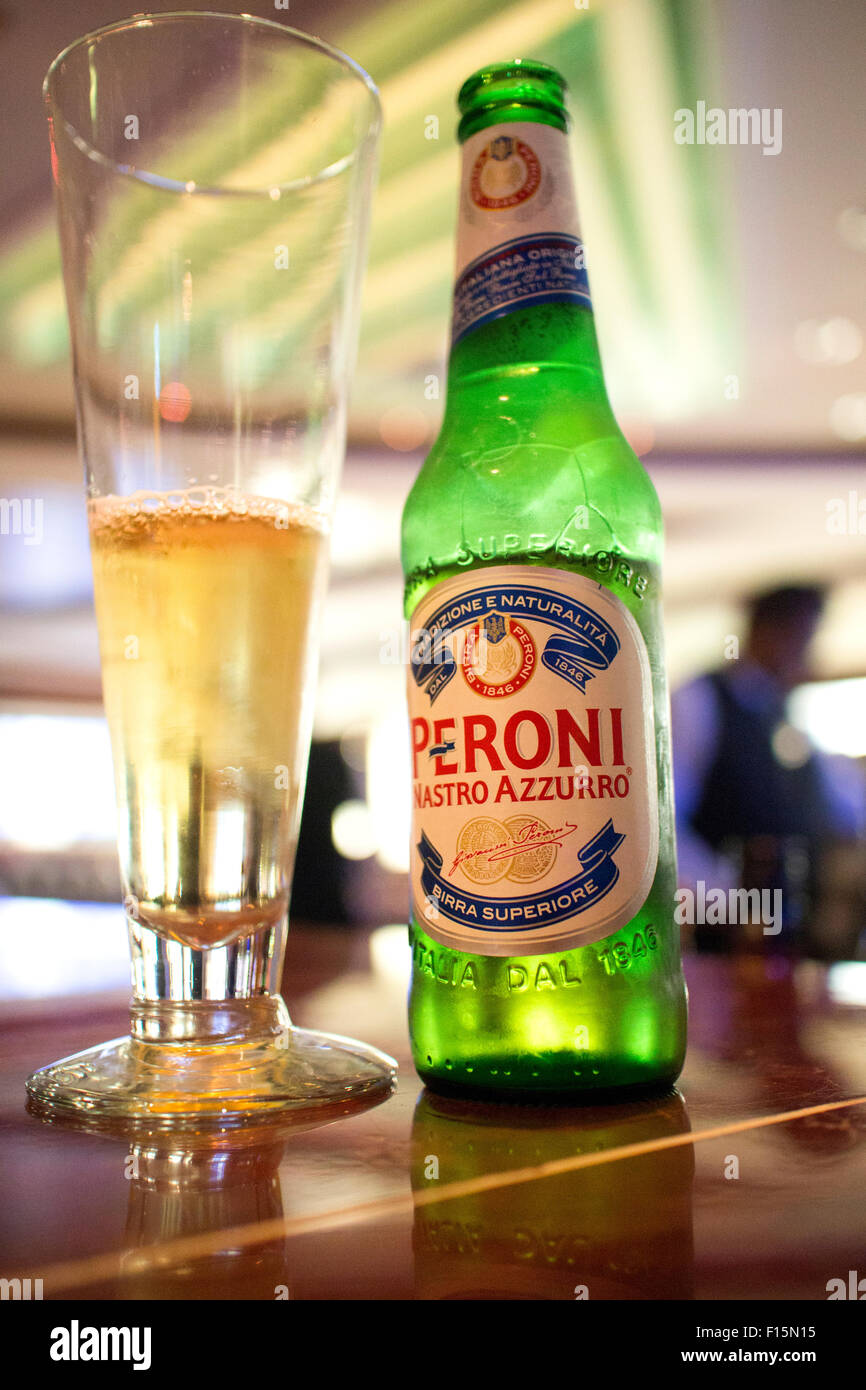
[88,486,329,536]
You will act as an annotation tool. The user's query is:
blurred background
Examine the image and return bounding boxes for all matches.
[1,0,865,994]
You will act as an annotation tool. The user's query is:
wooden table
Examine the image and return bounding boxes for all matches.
[2,927,865,1305]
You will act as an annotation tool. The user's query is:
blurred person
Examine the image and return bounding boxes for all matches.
[672,585,866,954]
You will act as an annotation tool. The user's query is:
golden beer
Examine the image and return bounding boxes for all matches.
[89,489,329,949]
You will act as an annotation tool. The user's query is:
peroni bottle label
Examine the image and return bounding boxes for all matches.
[452,122,591,344]
[408,565,659,955]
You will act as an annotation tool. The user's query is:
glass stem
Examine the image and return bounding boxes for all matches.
[128,914,289,1044]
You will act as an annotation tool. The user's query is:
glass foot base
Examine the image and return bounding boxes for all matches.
[26,1025,397,1127]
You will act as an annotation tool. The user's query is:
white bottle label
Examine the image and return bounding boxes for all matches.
[452,121,591,344]
[408,565,659,956]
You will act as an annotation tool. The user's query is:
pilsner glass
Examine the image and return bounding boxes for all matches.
[27,13,395,1122]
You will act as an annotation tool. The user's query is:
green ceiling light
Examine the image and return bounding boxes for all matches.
[0,0,733,436]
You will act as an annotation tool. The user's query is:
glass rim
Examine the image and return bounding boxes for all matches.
[43,10,382,199]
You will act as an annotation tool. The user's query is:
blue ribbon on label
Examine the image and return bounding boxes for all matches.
[540,632,614,693]
[411,581,620,704]
[452,232,592,344]
[417,819,625,932]
[412,647,457,703]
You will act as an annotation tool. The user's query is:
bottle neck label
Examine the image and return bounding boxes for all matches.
[452,122,592,345]
[407,565,659,956]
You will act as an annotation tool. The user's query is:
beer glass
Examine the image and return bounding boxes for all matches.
[27,13,395,1122]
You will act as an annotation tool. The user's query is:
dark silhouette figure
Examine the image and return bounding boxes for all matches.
[672,586,865,954]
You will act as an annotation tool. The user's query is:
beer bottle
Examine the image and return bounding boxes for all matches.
[402,60,687,1098]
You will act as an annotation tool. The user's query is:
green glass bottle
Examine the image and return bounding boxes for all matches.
[402,60,687,1099]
